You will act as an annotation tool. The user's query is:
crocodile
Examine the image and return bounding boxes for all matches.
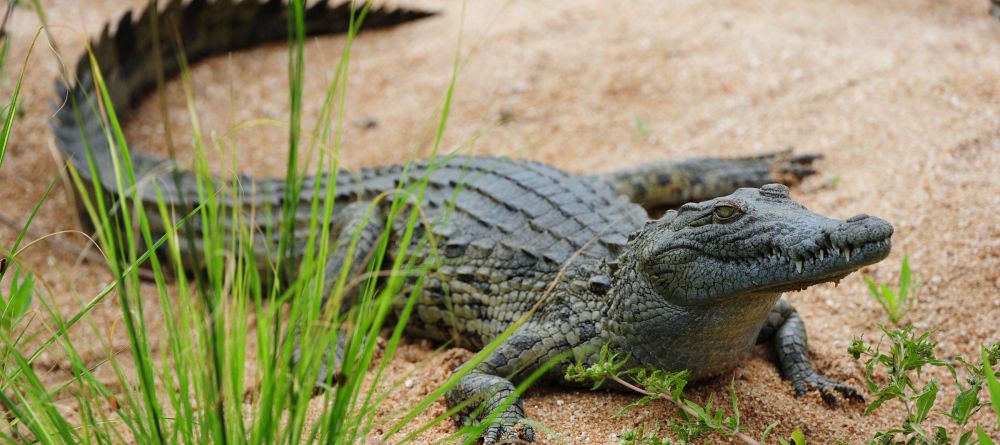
[51,1,894,443]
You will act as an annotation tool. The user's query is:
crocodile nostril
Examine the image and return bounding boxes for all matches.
[847,214,870,223]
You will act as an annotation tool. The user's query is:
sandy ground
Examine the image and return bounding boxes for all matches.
[1,0,999,443]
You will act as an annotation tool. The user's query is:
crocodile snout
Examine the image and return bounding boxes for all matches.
[832,214,893,246]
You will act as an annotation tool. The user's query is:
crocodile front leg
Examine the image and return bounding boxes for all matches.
[447,370,531,445]
[757,298,863,403]
[446,320,578,444]
[295,201,385,387]
[320,201,385,307]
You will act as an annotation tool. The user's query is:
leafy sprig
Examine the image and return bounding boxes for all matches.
[849,327,999,444]
[567,344,804,445]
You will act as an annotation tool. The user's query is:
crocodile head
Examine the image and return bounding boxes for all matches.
[629,183,893,306]
[604,183,892,377]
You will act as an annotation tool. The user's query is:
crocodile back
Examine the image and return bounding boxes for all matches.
[382,156,647,347]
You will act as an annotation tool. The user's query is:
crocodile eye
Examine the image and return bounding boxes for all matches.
[713,204,741,222]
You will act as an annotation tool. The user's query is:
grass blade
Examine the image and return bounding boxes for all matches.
[0,29,41,171]
[985,346,1000,430]
[898,255,910,303]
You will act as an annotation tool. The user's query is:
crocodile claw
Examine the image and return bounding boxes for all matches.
[788,153,824,164]
[482,420,534,445]
[767,149,823,185]
[793,372,864,405]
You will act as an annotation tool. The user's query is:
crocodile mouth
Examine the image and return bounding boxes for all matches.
[750,236,893,293]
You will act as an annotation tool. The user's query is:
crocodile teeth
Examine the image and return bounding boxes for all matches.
[844,247,852,262]
[795,260,803,273]
[818,250,825,260]
[832,246,840,256]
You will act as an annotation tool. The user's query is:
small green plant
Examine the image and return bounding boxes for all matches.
[986,346,1000,429]
[0,262,33,332]
[619,423,676,445]
[982,346,1000,445]
[849,327,999,444]
[863,254,916,324]
[567,344,800,445]
[786,429,806,445]
[828,175,842,188]
[634,115,652,138]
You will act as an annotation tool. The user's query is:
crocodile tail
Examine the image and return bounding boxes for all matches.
[51,0,434,206]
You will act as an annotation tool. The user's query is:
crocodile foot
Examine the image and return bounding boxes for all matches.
[455,411,534,445]
[765,149,822,185]
[482,420,534,445]
[793,372,864,405]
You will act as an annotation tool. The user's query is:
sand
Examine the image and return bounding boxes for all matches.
[1,0,998,443]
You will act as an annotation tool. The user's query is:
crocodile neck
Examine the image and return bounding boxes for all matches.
[602,248,780,379]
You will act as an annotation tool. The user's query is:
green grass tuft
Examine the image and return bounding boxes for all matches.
[633,115,652,138]
[0,1,546,444]
[863,254,916,324]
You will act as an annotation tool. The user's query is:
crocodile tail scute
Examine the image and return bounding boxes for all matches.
[51,0,435,211]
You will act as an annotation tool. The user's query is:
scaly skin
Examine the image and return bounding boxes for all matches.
[51,2,895,443]
[595,150,820,209]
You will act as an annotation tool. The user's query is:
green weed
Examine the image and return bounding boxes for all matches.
[828,175,842,188]
[567,344,802,445]
[864,254,916,324]
[634,115,652,138]
[987,346,1000,430]
[849,327,999,444]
